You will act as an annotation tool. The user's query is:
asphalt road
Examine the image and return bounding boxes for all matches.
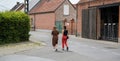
[0,31,120,61]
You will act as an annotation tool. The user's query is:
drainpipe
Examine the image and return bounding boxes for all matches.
[33,14,36,31]
[76,4,78,37]
[103,0,104,5]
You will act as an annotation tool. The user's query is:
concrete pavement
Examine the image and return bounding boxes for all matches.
[0,31,120,61]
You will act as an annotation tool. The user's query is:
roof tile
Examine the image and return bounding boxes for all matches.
[29,0,65,14]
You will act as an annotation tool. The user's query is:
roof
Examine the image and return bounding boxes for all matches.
[73,4,77,8]
[29,0,65,14]
[0,0,24,11]
[29,0,40,11]
[10,2,24,11]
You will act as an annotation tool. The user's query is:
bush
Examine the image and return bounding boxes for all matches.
[0,11,30,44]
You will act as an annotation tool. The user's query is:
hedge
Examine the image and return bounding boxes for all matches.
[0,11,30,44]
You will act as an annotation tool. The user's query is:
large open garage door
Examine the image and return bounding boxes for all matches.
[82,8,97,39]
[100,6,119,42]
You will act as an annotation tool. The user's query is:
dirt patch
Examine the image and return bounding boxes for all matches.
[0,41,43,56]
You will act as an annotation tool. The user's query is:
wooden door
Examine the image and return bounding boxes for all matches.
[89,8,97,39]
[82,8,97,39]
[82,9,90,38]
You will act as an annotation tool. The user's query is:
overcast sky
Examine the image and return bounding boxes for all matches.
[0,0,80,11]
[69,0,80,4]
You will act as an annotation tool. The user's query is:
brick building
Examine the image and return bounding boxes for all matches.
[29,0,76,34]
[77,0,120,42]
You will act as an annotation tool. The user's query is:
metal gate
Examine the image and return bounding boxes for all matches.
[103,23,118,42]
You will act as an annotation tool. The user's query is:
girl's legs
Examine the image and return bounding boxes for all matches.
[62,35,69,51]
[65,39,69,51]
[55,44,58,51]
[62,38,65,50]
[64,40,68,48]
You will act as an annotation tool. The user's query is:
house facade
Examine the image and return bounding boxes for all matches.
[29,0,76,34]
[77,0,120,42]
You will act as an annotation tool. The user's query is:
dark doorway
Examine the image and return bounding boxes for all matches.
[100,6,119,42]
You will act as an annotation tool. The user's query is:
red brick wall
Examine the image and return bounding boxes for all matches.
[80,0,89,3]
[77,3,88,36]
[78,0,120,37]
[30,13,55,30]
[104,0,120,5]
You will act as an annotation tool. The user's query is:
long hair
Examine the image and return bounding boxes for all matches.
[63,26,66,30]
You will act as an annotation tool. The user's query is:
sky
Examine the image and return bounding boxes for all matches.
[69,0,80,4]
[0,0,80,11]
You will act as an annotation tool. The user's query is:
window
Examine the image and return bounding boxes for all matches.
[63,5,69,15]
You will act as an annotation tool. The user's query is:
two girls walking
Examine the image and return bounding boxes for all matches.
[51,26,69,52]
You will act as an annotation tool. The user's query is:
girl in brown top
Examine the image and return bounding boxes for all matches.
[51,27,59,51]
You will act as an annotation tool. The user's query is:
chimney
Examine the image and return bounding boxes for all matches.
[17,2,20,5]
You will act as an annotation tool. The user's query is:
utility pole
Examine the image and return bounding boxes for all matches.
[24,0,29,14]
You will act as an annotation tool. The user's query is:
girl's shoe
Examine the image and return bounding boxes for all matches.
[67,47,69,51]
[55,49,58,52]
[62,49,64,51]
